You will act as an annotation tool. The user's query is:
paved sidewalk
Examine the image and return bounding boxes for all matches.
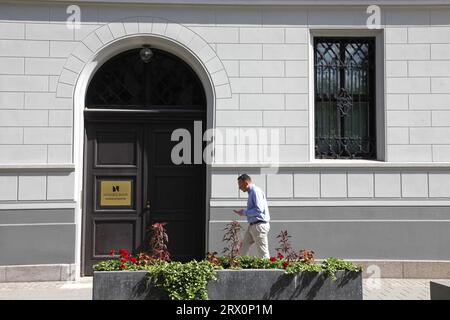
[363,278,432,300]
[0,278,439,300]
[0,277,93,300]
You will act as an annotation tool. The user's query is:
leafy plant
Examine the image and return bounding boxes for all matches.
[206,251,221,267]
[276,230,316,264]
[147,260,217,300]
[276,230,298,261]
[149,222,170,261]
[284,257,361,278]
[298,249,315,264]
[321,257,362,280]
[137,252,157,267]
[284,261,323,274]
[222,220,242,266]
[93,259,122,271]
[93,249,140,271]
[209,255,290,270]
[234,256,274,269]
[94,254,362,282]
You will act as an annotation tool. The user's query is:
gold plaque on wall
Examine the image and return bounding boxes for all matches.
[100,180,132,207]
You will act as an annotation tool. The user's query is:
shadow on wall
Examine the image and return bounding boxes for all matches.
[266,270,361,300]
[131,277,170,300]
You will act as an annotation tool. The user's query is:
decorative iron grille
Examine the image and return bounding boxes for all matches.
[314,37,376,159]
[86,48,206,110]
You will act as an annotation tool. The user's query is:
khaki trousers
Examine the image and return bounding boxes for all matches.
[240,222,270,259]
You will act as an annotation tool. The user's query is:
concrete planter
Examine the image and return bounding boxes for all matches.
[430,280,450,300]
[93,269,362,300]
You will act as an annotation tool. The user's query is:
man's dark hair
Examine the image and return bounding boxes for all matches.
[237,174,252,182]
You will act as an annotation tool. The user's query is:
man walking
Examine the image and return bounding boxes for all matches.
[234,174,271,259]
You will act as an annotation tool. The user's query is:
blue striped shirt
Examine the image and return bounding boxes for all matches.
[244,185,270,224]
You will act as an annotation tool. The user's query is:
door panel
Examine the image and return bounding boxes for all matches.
[93,219,136,255]
[154,175,196,210]
[83,123,143,275]
[96,131,137,166]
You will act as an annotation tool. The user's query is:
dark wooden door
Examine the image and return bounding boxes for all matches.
[145,122,205,262]
[83,118,205,275]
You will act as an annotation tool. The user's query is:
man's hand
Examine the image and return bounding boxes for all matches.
[233,209,245,216]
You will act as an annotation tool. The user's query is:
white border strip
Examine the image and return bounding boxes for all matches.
[25,0,450,6]
[0,202,76,210]
[0,164,75,172]
[211,162,450,169]
[210,200,450,207]
[0,223,76,227]
[210,219,450,222]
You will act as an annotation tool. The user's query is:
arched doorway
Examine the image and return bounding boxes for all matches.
[82,47,207,275]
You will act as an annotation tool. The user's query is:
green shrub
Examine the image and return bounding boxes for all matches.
[93,259,122,271]
[284,262,323,274]
[147,260,217,300]
[321,257,362,280]
[234,256,275,269]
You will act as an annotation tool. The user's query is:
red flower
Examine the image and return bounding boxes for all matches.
[120,265,126,270]
[109,249,116,256]
[120,259,128,263]
[131,257,137,264]
[119,249,129,256]
[277,253,284,259]
[270,257,277,262]
[283,261,289,268]
[152,222,167,228]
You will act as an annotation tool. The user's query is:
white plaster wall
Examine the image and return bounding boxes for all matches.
[1,3,450,202]
[211,169,450,200]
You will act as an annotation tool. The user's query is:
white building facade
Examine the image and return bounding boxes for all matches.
[1,0,450,281]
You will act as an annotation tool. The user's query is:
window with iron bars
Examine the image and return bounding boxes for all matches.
[314,37,376,159]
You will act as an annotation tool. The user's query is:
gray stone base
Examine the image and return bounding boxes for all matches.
[0,264,76,282]
[93,269,363,300]
[348,260,450,279]
[430,280,450,300]
[208,269,362,300]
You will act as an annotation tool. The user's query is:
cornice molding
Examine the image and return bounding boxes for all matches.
[2,0,450,6]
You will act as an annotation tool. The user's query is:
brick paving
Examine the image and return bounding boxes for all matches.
[0,278,440,300]
[0,277,93,300]
[363,279,432,300]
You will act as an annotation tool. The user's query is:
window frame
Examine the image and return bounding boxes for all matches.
[309,29,385,162]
